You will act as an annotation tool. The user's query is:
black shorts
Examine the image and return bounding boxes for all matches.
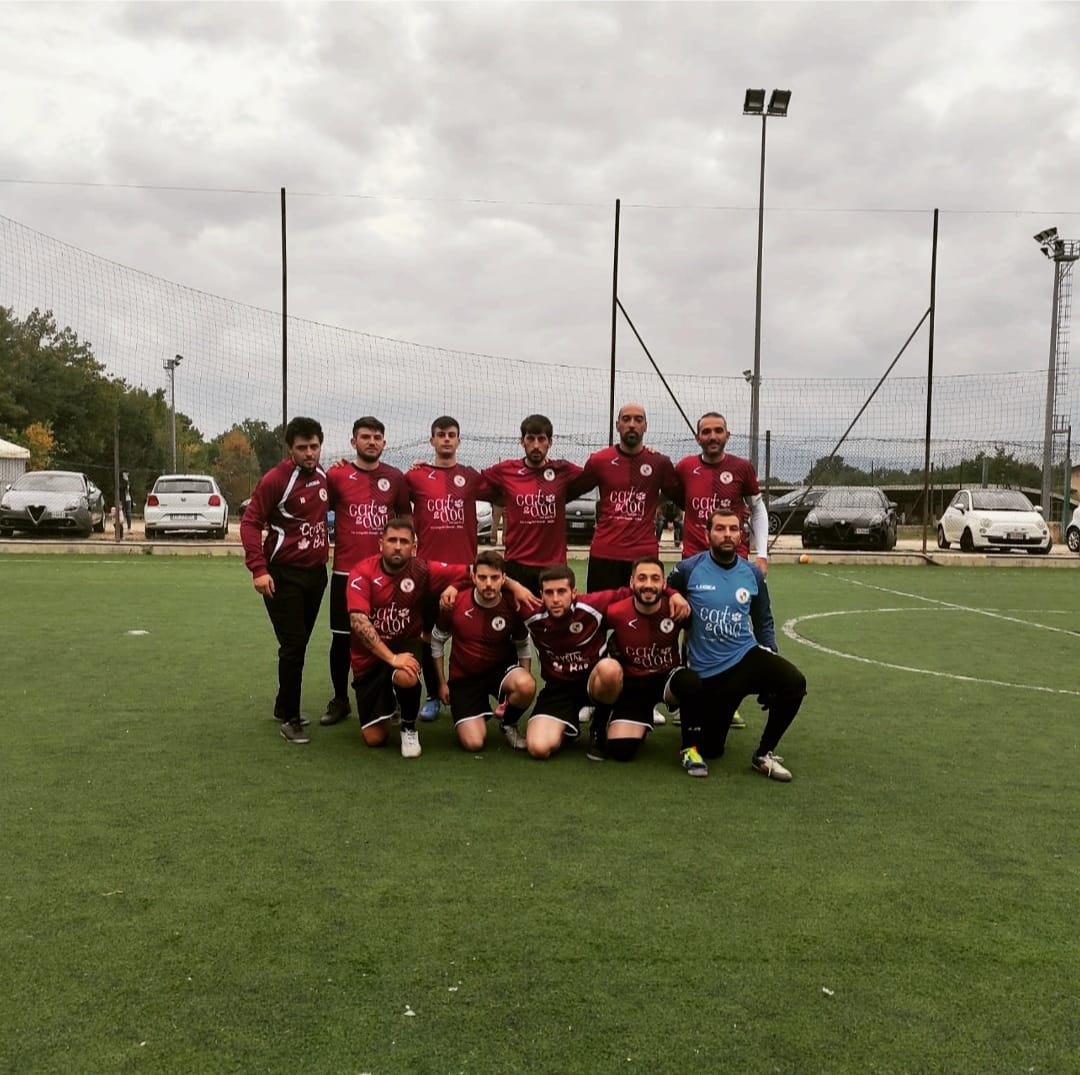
[504,560,544,598]
[529,678,591,738]
[330,572,350,634]
[352,641,422,728]
[448,665,517,725]
[611,669,680,728]
[586,556,637,593]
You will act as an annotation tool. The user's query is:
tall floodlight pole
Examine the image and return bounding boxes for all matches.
[164,354,182,471]
[1033,228,1079,519]
[742,369,754,453]
[743,88,791,473]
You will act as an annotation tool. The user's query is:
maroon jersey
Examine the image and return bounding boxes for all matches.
[241,459,330,575]
[435,589,527,681]
[481,457,584,566]
[524,587,630,683]
[577,445,679,560]
[675,453,760,559]
[405,464,490,563]
[346,554,469,676]
[327,461,411,574]
[603,593,683,679]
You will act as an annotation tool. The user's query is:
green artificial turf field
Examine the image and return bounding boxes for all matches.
[1,556,1077,1073]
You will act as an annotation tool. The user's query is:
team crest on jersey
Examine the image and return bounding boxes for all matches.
[492,616,507,631]
[720,471,734,484]
[660,617,674,634]
[735,587,750,604]
[454,474,466,488]
[400,578,416,594]
[640,463,653,477]
[378,478,390,492]
[541,468,553,482]
[569,621,584,634]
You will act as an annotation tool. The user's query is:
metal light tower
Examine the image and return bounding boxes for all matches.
[163,353,183,471]
[1033,229,1078,520]
[743,88,791,473]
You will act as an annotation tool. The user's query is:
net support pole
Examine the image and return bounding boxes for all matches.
[113,416,123,542]
[921,208,938,552]
[609,198,620,447]
[281,186,288,432]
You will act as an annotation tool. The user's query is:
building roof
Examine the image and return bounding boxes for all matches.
[0,437,31,460]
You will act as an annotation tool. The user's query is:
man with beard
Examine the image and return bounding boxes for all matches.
[574,403,681,593]
[241,416,330,744]
[431,550,535,752]
[667,508,807,781]
[585,556,711,777]
[347,519,531,758]
[321,417,411,727]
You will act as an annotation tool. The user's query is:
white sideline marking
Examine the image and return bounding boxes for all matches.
[783,572,1080,696]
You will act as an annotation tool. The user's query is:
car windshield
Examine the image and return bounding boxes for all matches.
[969,490,1035,512]
[819,489,882,510]
[13,473,83,492]
[155,479,213,495]
[773,488,813,506]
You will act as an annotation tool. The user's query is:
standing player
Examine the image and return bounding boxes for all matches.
[667,509,807,781]
[405,416,494,722]
[240,416,330,744]
[321,417,410,727]
[481,414,584,596]
[574,403,681,593]
[431,551,535,752]
[587,557,710,777]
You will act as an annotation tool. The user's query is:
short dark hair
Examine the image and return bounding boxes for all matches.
[630,556,665,575]
[696,412,727,433]
[706,508,741,531]
[285,417,324,445]
[431,416,459,436]
[381,516,416,538]
[353,416,385,436]
[473,550,506,573]
[538,563,575,588]
[520,414,553,439]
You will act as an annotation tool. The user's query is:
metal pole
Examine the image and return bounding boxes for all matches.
[1042,258,1062,516]
[750,114,767,473]
[921,209,938,553]
[113,417,123,542]
[169,365,177,471]
[609,198,620,447]
[281,187,288,432]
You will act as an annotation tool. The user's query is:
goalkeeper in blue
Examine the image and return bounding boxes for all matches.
[667,507,806,781]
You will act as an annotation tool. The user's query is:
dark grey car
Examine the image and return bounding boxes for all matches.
[801,487,897,550]
[0,471,105,537]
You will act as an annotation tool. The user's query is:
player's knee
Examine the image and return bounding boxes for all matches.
[590,659,623,700]
[362,724,389,748]
[392,668,419,689]
[607,738,641,763]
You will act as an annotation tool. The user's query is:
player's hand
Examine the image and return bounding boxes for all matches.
[438,683,450,705]
[409,459,426,470]
[755,556,769,576]
[253,573,275,597]
[328,456,351,469]
[505,579,541,614]
[391,652,421,677]
[669,592,691,621]
[440,585,460,610]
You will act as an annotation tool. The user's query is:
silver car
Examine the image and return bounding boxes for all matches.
[0,471,105,538]
[144,474,229,539]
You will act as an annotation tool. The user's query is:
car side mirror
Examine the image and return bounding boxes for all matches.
[888,502,898,512]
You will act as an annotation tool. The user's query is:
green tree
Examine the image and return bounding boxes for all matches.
[210,428,260,506]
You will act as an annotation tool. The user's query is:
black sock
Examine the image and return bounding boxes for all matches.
[501,701,525,727]
[329,634,351,700]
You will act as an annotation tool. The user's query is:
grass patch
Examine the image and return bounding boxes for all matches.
[1,557,1078,1073]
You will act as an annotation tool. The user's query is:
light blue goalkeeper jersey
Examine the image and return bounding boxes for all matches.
[667,551,778,677]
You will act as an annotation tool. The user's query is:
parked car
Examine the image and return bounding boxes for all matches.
[802,486,898,549]
[477,500,494,544]
[144,474,229,539]
[565,489,599,542]
[1067,505,1080,555]
[767,487,826,535]
[937,488,1051,554]
[0,470,105,537]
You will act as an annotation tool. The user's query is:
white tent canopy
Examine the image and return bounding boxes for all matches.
[0,437,31,460]
[0,436,31,484]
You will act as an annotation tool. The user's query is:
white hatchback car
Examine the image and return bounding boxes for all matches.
[937,488,1051,554]
[144,474,229,539]
[1066,505,1080,555]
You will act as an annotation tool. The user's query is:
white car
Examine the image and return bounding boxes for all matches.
[144,474,229,539]
[937,488,1051,554]
[1067,505,1080,555]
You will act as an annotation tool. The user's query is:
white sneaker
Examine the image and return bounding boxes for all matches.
[501,724,528,751]
[651,705,667,726]
[400,728,422,758]
[578,706,595,724]
[752,751,791,782]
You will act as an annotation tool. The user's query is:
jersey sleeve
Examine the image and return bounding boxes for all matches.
[345,567,373,616]
[667,558,691,595]
[427,561,472,594]
[581,585,633,617]
[241,469,282,576]
[749,565,778,651]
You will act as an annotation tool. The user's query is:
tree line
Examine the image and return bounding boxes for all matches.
[0,306,283,508]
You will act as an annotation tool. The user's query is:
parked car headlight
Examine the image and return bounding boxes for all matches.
[978,517,991,528]
[64,499,82,510]
[805,512,819,525]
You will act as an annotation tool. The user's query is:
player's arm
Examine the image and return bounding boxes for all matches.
[666,559,690,597]
[430,622,452,705]
[747,493,769,575]
[504,577,542,615]
[566,458,598,500]
[512,622,533,674]
[241,473,280,594]
[748,567,779,652]
[349,611,421,675]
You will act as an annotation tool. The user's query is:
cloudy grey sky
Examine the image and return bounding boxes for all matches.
[3,1,1080,424]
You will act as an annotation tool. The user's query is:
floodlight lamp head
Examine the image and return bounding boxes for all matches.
[174,354,183,365]
[767,89,792,116]
[742,369,754,383]
[1033,227,1057,245]
[743,88,766,115]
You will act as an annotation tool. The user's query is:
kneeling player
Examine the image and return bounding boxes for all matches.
[431,551,536,752]
[589,557,711,776]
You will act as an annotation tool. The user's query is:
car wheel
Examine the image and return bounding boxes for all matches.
[960,529,975,552]
[77,527,92,539]
[145,526,156,539]
[768,513,781,535]
[93,517,105,533]
[1067,528,1080,554]
[937,526,950,550]
[801,533,813,549]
